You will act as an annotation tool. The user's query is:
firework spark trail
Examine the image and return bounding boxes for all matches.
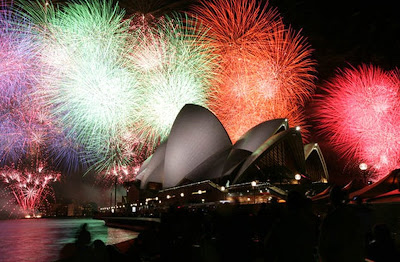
[0,165,60,214]
[130,13,219,145]
[0,2,45,165]
[192,0,280,46]
[194,0,315,142]
[0,118,27,164]
[45,126,89,174]
[20,0,144,172]
[96,161,143,188]
[94,131,151,187]
[265,25,316,103]
[0,4,34,103]
[316,65,400,180]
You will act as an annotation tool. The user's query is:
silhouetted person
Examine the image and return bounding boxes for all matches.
[257,198,282,241]
[106,244,128,262]
[92,240,110,262]
[319,186,365,262]
[160,204,191,261]
[353,196,374,247]
[367,223,400,262]
[76,223,91,247]
[59,223,94,261]
[264,191,318,262]
[214,199,255,262]
[127,228,161,261]
[304,197,321,258]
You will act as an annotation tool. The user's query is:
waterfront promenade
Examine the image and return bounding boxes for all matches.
[96,194,400,262]
[101,217,160,232]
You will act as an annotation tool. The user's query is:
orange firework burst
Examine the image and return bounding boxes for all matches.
[192,0,279,46]
[194,0,316,141]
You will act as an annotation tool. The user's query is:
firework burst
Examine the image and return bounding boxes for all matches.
[44,126,89,174]
[316,64,400,181]
[0,2,36,100]
[2,0,315,179]
[96,162,142,188]
[0,2,45,165]
[130,13,218,145]
[20,0,143,172]
[194,0,315,141]
[0,164,60,214]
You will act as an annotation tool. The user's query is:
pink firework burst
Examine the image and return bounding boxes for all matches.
[0,2,48,165]
[0,164,60,214]
[316,64,400,181]
[96,163,142,188]
[95,133,152,187]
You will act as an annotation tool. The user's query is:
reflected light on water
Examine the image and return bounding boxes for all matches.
[0,218,138,262]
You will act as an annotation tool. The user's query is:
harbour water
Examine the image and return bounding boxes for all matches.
[0,218,138,262]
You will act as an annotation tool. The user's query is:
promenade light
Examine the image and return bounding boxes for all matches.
[359,163,368,170]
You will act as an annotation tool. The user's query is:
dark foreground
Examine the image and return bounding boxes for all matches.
[57,190,400,262]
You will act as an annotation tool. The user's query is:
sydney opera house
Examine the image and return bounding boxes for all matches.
[133,104,329,204]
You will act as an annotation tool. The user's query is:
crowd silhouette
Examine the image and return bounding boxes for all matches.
[58,186,400,262]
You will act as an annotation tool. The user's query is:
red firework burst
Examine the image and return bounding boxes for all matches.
[96,163,141,188]
[0,164,60,215]
[316,64,400,181]
[194,0,315,141]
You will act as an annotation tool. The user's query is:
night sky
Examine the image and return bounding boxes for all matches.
[269,0,399,76]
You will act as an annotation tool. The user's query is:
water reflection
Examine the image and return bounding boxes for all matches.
[0,218,138,262]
